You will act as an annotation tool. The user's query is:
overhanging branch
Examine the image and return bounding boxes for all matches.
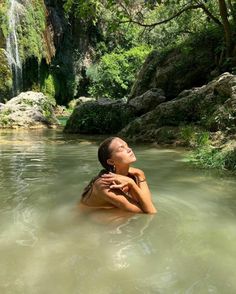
[118,2,222,27]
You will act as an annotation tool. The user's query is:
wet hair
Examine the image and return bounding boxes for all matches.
[81,137,117,198]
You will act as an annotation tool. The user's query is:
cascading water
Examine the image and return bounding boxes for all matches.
[6,0,22,96]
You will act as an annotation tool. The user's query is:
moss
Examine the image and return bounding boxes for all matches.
[40,74,57,106]
[16,0,46,62]
[0,106,12,126]
[64,102,135,134]
[0,1,9,41]
[0,49,13,102]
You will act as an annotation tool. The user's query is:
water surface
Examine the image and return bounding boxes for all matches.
[0,130,236,294]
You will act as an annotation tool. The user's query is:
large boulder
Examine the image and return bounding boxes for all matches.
[128,88,166,115]
[64,99,135,134]
[68,96,96,109]
[119,73,236,143]
[0,91,58,128]
[130,38,218,100]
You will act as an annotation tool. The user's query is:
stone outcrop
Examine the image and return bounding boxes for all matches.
[64,99,135,134]
[130,41,217,100]
[119,73,236,143]
[128,88,166,115]
[0,91,58,128]
[68,97,96,109]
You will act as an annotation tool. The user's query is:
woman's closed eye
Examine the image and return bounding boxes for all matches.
[117,145,131,152]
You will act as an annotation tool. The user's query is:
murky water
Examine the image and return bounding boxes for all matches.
[0,130,236,294]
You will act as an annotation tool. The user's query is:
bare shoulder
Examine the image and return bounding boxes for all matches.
[129,167,145,176]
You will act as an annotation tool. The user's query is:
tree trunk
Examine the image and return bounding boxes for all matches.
[218,0,233,57]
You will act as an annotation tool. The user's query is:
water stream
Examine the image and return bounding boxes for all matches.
[0,130,236,294]
[6,0,22,96]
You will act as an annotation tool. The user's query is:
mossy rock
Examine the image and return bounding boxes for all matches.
[64,100,135,134]
[120,73,236,143]
[0,91,58,128]
[0,49,13,102]
[130,28,221,100]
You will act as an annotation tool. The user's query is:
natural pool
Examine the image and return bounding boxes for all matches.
[0,129,236,294]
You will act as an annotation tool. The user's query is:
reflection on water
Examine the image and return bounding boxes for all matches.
[1,129,236,293]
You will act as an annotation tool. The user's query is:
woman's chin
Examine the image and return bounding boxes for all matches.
[130,156,137,163]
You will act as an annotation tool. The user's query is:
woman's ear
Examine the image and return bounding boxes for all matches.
[107,158,114,166]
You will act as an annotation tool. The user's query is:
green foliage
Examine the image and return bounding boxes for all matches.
[0,49,12,102]
[64,0,103,24]
[191,146,227,170]
[0,107,12,126]
[16,0,46,62]
[87,45,152,99]
[0,1,9,38]
[40,74,57,106]
[183,129,236,172]
[180,125,210,147]
[224,149,236,171]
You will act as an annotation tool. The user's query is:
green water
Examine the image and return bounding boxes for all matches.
[0,130,236,294]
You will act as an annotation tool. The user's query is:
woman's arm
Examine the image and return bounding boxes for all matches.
[100,172,157,214]
[94,179,143,213]
[129,168,157,213]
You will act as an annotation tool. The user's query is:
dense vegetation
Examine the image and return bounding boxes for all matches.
[63,0,236,100]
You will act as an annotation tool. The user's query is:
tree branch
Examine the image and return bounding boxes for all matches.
[118,3,222,28]
[198,2,222,26]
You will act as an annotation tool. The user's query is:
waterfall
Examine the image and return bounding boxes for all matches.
[6,0,22,96]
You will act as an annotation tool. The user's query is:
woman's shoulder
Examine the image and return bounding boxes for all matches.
[129,167,145,177]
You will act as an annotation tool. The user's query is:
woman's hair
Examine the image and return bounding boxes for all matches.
[81,137,117,198]
[97,136,117,171]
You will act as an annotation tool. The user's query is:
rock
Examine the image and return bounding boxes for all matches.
[68,97,96,109]
[119,72,236,142]
[54,105,71,117]
[0,103,5,111]
[128,88,166,115]
[130,41,217,99]
[64,99,135,134]
[0,91,59,128]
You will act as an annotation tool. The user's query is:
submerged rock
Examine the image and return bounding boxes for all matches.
[0,91,58,128]
[64,99,135,134]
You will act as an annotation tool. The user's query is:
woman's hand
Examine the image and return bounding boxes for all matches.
[101,172,134,192]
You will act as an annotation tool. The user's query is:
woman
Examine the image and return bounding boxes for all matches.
[80,137,157,214]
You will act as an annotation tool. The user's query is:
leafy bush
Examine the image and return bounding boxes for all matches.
[185,130,236,172]
[180,125,209,147]
[86,45,152,99]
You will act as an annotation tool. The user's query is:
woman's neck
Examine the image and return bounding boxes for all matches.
[115,165,129,176]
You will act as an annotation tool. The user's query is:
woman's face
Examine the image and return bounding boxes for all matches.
[107,138,136,167]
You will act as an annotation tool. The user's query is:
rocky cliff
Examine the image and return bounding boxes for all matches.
[0,0,96,104]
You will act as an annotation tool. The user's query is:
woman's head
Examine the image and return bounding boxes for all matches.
[98,137,136,172]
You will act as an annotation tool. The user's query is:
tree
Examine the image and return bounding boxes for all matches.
[102,0,235,59]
